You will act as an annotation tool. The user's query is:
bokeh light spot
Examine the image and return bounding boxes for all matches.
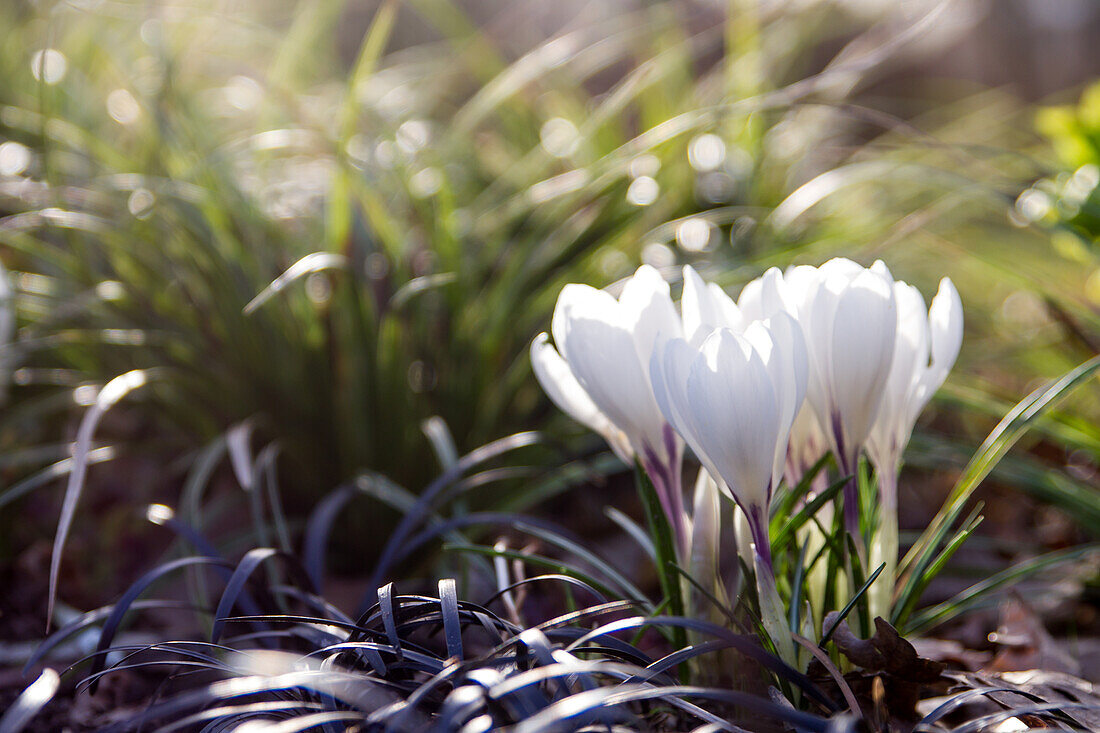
[641,242,675,268]
[127,188,155,217]
[410,167,443,198]
[627,175,659,206]
[688,133,726,171]
[540,118,579,158]
[0,141,32,176]
[31,49,67,84]
[107,89,141,125]
[676,218,713,252]
[629,154,660,178]
[397,120,431,154]
[1085,269,1100,306]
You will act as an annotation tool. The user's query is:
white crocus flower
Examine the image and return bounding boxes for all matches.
[865,277,962,618]
[651,316,806,665]
[650,313,807,569]
[740,258,897,539]
[532,265,687,554]
[866,277,963,493]
[740,267,822,486]
[801,259,898,484]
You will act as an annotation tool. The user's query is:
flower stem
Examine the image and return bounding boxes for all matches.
[841,466,859,539]
[747,504,772,571]
[869,469,898,621]
[753,546,797,670]
[667,464,689,561]
[642,449,688,562]
[838,451,865,561]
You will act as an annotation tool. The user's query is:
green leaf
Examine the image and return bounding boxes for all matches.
[907,544,1100,634]
[903,355,1100,580]
[788,537,810,634]
[892,505,983,631]
[770,474,848,553]
[770,453,830,522]
[633,463,686,652]
[846,534,870,636]
[820,562,885,647]
[442,544,623,603]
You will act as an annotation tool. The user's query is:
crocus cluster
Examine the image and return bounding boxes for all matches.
[530,267,687,552]
[532,259,963,586]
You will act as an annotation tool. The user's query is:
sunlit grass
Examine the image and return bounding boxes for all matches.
[4,2,1100,728]
[1,0,1098,579]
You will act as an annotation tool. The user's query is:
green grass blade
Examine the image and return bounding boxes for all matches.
[820,562,885,647]
[788,537,810,634]
[903,354,1100,577]
[633,463,685,626]
[907,544,1100,634]
[892,505,983,631]
[770,474,847,552]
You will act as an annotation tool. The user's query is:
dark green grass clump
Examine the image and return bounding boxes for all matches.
[19,504,856,732]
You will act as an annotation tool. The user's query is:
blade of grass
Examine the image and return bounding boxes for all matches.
[892,505,983,631]
[788,538,811,634]
[633,462,686,653]
[0,668,59,733]
[902,355,1100,579]
[769,474,848,552]
[47,369,152,631]
[820,563,885,647]
[907,544,1100,634]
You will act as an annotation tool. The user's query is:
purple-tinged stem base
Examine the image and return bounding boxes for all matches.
[642,430,687,561]
[838,452,861,542]
[746,504,773,572]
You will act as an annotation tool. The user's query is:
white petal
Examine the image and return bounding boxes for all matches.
[690,468,722,585]
[680,266,712,346]
[709,282,743,333]
[742,320,774,364]
[895,282,931,359]
[737,267,789,322]
[924,277,963,397]
[865,282,925,474]
[619,265,682,365]
[819,257,864,281]
[688,329,780,511]
[732,502,755,566]
[826,269,896,459]
[786,403,828,487]
[531,334,600,427]
[531,334,633,463]
[682,268,740,346]
[560,314,665,456]
[551,283,619,356]
[653,337,733,503]
[901,277,963,444]
[781,265,825,317]
[889,283,930,403]
[651,338,697,448]
[869,258,894,280]
[737,275,764,322]
[803,271,841,424]
[756,312,808,488]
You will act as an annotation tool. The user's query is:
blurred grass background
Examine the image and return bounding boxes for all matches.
[1,0,1100,606]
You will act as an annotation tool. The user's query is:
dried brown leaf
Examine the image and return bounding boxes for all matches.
[826,614,947,683]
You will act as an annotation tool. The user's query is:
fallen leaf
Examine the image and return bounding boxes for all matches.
[825,614,946,683]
